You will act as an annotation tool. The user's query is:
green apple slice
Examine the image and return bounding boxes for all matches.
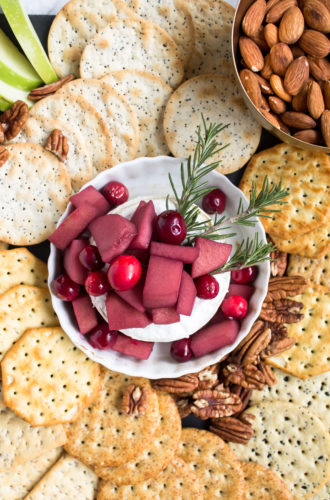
[0,78,33,111]
[0,0,58,84]
[0,29,42,90]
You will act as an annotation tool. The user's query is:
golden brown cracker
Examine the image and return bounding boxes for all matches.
[0,248,47,295]
[287,253,330,289]
[241,462,293,499]
[271,224,330,259]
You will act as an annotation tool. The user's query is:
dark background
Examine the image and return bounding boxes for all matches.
[0,13,279,429]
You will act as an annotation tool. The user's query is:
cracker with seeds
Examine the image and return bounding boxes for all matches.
[0,285,58,362]
[312,481,330,499]
[266,282,330,379]
[287,253,330,289]
[65,368,159,468]
[177,428,245,499]
[0,386,66,472]
[239,144,330,239]
[163,75,261,174]
[2,326,101,426]
[102,70,172,157]
[230,402,330,498]
[29,93,114,173]
[271,224,330,259]
[80,18,184,89]
[0,248,48,295]
[0,447,63,500]
[25,454,99,500]
[185,0,235,78]
[250,368,330,430]
[0,143,72,246]
[94,392,181,484]
[57,78,139,164]
[241,462,293,500]
[97,457,203,500]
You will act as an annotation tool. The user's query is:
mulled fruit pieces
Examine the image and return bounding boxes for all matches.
[88,323,118,350]
[171,338,193,362]
[51,274,80,301]
[85,271,110,296]
[155,210,187,244]
[102,180,129,206]
[191,320,240,358]
[231,266,258,284]
[195,274,219,299]
[107,255,142,291]
[191,237,231,278]
[202,188,226,214]
[221,295,248,319]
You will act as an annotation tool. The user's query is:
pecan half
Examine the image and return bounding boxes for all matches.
[268,237,287,277]
[196,363,219,390]
[0,101,28,140]
[0,124,5,143]
[258,362,277,386]
[260,298,304,323]
[230,321,271,366]
[263,321,288,342]
[0,145,9,167]
[264,276,308,302]
[28,75,75,101]
[210,413,255,444]
[262,337,296,358]
[223,363,265,390]
[191,389,242,420]
[45,129,69,161]
[121,384,148,416]
[174,397,191,418]
[152,373,198,395]
[229,385,253,414]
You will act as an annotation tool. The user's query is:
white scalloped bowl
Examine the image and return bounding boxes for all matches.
[48,156,270,379]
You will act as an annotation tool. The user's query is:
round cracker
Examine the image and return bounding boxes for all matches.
[93,393,181,484]
[96,457,203,499]
[287,253,330,289]
[80,18,184,89]
[241,462,293,499]
[230,402,330,498]
[29,93,114,173]
[64,368,159,468]
[163,74,262,174]
[177,428,245,499]
[102,70,172,156]
[0,143,71,245]
[57,78,139,164]
[13,115,93,192]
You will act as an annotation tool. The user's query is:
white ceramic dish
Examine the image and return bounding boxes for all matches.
[48,156,270,379]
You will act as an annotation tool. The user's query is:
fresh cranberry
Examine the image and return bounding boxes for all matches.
[88,323,118,350]
[102,181,129,206]
[79,245,103,271]
[155,210,187,245]
[231,266,258,284]
[195,274,219,299]
[221,295,248,319]
[51,274,80,301]
[107,255,142,291]
[202,188,226,214]
[85,271,110,296]
[170,338,193,362]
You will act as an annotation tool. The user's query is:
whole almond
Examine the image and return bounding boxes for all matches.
[291,44,305,58]
[308,57,330,81]
[269,95,287,113]
[298,30,330,58]
[281,111,317,128]
[240,69,263,108]
[265,0,281,13]
[323,80,330,109]
[303,0,330,33]
[270,42,293,76]
[292,80,309,112]
[320,110,330,146]
[261,109,290,132]
[266,0,297,23]
[284,56,309,95]
[279,6,304,44]
[270,74,292,101]
[293,129,322,144]
[260,94,271,111]
[264,23,279,48]
[255,73,273,93]
[261,53,273,79]
[251,27,269,52]
[307,80,325,119]
[242,0,267,37]
[239,36,265,72]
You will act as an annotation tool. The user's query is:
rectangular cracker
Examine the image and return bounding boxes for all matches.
[0,248,48,295]
[271,224,330,259]
[0,447,63,500]
[24,454,99,500]
[287,253,330,289]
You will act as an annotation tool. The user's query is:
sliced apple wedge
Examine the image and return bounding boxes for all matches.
[0,0,58,83]
[0,29,42,90]
[0,78,32,110]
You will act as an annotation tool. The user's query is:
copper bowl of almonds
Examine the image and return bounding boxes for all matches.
[232,0,330,152]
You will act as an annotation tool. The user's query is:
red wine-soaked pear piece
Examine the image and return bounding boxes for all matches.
[176,270,197,316]
[207,307,227,326]
[150,241,199,263]
[89,214,137,263]
[106,293,151,330]
[190,319,240,358]
[151,307,180,324]
[191,238,232,278]
[130,200,156,249]
[125,248,150,265]
[63,239,89,285]
[143,256,183,308]
[70,186,110,215]
[116,270,146,312]
[227,283,254,301]
[49,204,99,250]
[72,294,98,335]
[111,333,154,360]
